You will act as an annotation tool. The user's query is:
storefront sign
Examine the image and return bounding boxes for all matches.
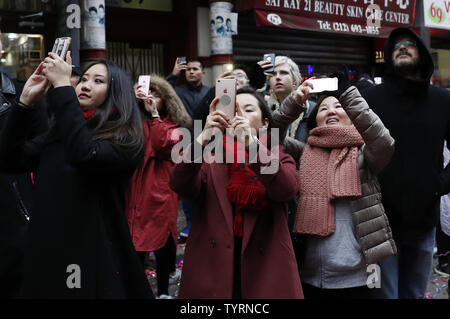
[105,0,172,12]
[423,0,450,30]
[236,0,416,38]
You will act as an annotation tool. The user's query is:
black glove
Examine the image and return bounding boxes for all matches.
[328,67,351,96]
[249,63,267,90]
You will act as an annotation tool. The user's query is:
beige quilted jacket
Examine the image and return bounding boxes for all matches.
[275,86,397,265]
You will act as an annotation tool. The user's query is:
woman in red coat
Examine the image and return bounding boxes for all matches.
[170,87,303,299]
[126,75,191,298]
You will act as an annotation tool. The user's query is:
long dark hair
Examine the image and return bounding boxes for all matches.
[82,60,144,156]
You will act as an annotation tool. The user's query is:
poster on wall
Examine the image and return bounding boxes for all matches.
[81,0,106,50]
[210,2,235,55]
[423,0,450,30]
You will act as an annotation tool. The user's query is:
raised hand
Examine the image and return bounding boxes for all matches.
[231,101,255,146]
[329,67,351,95]
[135,85,148,100]
[19,62,51,106]
[42,52,72,88]
[197,97,230,146]
[292,80,314,104]
[257,60,274,77]
[172,58,187,77]
[143,93,159,117]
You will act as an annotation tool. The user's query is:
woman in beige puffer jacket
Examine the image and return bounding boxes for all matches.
[272,84,397,299]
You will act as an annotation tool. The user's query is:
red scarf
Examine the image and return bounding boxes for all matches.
[82,106,119,119]
[223,133,268,237]
[82,108,98,119]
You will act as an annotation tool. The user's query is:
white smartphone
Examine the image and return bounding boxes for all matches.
[138,75,151,96]
[215,78,236,120]
[308,77,338,93]
[51,37,72,59]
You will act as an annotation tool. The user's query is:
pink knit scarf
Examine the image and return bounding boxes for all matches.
[293,125,364,236]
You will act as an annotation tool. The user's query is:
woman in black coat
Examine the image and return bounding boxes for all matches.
[0,52,153,298]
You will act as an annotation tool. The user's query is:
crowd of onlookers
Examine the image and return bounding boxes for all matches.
[0,26,449,299]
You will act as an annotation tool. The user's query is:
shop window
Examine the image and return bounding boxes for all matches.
[431,49,450,89]
[0,33,44,81]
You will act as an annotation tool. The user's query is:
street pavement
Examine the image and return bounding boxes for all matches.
[143,202,449,299]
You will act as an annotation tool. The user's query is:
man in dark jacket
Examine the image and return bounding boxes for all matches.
[167,58,210,239]
[0,29,50,298]
[0,36,29,298]
[362,27,450,299]
[0,69,32,299]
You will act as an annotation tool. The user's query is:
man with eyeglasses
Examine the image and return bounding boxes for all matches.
[362,27,450,299]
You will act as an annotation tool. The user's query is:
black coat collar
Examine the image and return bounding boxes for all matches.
[0,72,16,95]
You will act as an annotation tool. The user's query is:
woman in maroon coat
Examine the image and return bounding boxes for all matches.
[126,75,191,298]
[170,87,303,299]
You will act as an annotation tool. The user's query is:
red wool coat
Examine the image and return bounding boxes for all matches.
[170,143,304,299]
[126,117,181,252]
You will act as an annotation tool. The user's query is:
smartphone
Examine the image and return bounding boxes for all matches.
[51,37,72,59]
[138,75,151,96]
[177,56,186,64]
[215,78,236,121]
[308,77,338,93]
[263,53,276,73]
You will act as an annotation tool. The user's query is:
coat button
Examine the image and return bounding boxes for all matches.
[210,239,216,248]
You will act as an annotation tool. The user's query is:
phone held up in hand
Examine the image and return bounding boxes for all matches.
[308,77,338,94]
[263,53,276,73]
[138,75,151,96]
[177,56,186,64]
[51,37,72,59]
[215,78,236,121]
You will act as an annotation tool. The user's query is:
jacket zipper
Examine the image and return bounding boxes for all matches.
[11,180,31,222]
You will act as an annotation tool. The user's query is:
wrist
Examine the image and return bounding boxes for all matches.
[293,91,304,104]
[19,97,33,108]
[53,80,71,88]
[17,99,33,109]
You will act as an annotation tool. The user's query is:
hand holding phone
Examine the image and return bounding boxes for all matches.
[173,57,187,76]
[263,53,276,73]
[215,78,236,121]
